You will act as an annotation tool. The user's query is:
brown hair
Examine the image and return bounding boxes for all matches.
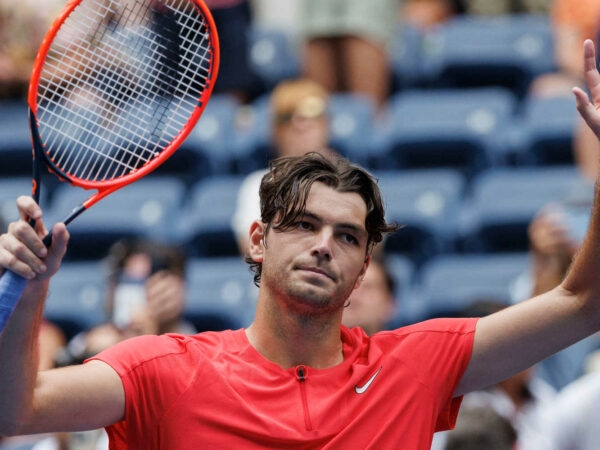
[246,153,398,286]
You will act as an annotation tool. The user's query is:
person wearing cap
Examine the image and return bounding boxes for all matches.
[232,78,338,256]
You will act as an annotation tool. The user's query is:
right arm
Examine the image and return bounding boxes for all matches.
[0,196,124,436]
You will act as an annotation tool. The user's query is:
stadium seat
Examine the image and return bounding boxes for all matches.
[0,177,47,225]
[248,27,300,95]
[44,261,107,339]
[0,101,31,177]
[390,24,424,92]
[459,166,585,253]
[230,94,273,174]
[47,177,186,260]
[517,95,579,166]
[420,14,555,96]
[372,87,517,177]
[176,175,245,258]
[328,93,376,166]
[176,94,242,180]
[413,252,530,320]
[375,168,466,265]
[384,254,420,326]
[184,256,257,330]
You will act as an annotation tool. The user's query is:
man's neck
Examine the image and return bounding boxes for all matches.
[246,300,344,370]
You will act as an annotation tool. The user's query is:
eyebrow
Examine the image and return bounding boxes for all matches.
[302,211,368,237]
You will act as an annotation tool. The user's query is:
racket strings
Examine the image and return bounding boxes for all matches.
[35,0,213,182]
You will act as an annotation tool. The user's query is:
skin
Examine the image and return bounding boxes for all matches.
[3,39,600,444]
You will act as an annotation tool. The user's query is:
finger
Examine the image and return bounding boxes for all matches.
[0,232,46,279]
[15,195,43,223]
[582,39,600,105]
[573,86,600,135]
[43,223,69,275]
[8,220,47,260]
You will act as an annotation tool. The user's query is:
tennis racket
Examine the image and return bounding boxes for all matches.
[0,0,219,332]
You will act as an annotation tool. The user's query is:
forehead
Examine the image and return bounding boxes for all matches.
[304,182,368,228]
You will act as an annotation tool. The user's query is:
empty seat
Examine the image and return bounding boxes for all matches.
[460,166,584,253]
[373,87,517,177]
[420,14,555,96]
[517,95,579,166]
[328,93,376,166]
[177,94,242,180]
[177,175,245,258]
[414,252,530,319]
[390,24,424,92]
[375,168,466,265]
[0,101,31,177]
[0,177,48,225]
[184,256,257,330]
[44,261,107,339]
[248,27,300,95]
[48,177,186,260]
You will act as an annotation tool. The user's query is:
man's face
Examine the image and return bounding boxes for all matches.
[273,97,329,158]
[252,182,370,315]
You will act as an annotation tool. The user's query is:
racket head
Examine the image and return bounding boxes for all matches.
[27,0,219,198]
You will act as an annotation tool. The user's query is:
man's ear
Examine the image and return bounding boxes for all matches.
[353,255,371,290]
[247,220,266,262]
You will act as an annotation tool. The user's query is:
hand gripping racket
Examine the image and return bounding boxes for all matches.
[0,0,219,331]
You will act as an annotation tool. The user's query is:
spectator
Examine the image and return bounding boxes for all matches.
[443,404,517,450]
[0,0,63,100]
[231,77,337,255]
[543,370,600,449]
[300,0,397,107]
[341,255,397,335]
[65,238,195,363]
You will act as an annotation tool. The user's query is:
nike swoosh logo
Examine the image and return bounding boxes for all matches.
[354,366,382,394]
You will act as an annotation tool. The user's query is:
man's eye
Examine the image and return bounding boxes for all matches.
[342,233,358,245]
[298,221,312,230]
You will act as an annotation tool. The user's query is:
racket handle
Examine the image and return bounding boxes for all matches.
[0,270,29,332]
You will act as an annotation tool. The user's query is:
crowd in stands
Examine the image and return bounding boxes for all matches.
[2,0,600,448]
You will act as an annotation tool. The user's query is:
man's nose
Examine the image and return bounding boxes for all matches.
[311,229,333,261]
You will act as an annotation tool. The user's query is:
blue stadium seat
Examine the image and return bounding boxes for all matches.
[328,93,376,166]
[0,101,31,177]
[248,27,300,95]
[177,94,242,179]
[413,252,530,320]
[184,256,257,330]
[517,96,579,166]
[384,254,420,326]
[375,168,466,265]
[459,166,584,253]
[48,177,186,260]
[0,177,46,226]
[390,24,424,92]
[44,261,107,339]
[176,175,245,257]
[420,14,555,96]
[373,87,517,177]
[230,94,273,174]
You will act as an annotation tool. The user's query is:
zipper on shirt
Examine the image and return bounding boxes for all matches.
[295,365,313,431]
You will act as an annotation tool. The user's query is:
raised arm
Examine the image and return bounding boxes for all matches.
[0,197,124,436]
[457,39,600,396]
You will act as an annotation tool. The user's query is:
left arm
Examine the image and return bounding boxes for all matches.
[457,39,600,396]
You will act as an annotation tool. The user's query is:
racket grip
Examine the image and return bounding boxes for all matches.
[0,270,28,332]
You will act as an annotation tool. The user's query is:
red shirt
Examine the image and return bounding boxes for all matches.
[91,318,477,449]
